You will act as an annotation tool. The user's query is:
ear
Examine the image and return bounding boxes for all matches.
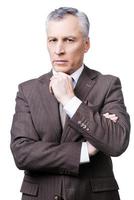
[84,37,90,53]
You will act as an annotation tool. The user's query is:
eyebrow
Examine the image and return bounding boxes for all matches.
[48,36,77,39]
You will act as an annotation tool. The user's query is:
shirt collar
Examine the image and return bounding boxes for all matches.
[71,64,84,85]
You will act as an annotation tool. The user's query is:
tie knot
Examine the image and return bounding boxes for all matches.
[71,77,76,88]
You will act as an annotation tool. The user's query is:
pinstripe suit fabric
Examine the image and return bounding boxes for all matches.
[11,66,130,200]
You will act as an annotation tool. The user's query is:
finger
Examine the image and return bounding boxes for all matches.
[108,114,116,117]
[110,116,118,122]
[50,75,57,81]
[110,116,118,120]
[107,114,118,120]
[53,72,71,81]
[53,74,73,88]
[103,113,117,118]
[103,113,118,122]
[103,113,110,118]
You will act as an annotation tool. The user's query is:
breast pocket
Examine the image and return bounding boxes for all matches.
[20,180,39,199]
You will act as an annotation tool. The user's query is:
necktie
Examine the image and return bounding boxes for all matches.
[59,77,75,128]
[59,103,66,128]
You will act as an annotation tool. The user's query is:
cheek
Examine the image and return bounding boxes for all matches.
[70,47,84,60]
[72,44,85,54]
[47,45,54,55]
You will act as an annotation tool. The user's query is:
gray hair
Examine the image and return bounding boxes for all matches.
[46,7,90,38]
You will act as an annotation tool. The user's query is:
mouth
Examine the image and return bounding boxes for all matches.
[53,60,68,65]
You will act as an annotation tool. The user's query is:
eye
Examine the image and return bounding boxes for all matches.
[48,38,57,43]
[65,38,75,43]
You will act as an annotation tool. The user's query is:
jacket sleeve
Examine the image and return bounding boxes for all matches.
[69,77,130,156]
[10,84,81,175]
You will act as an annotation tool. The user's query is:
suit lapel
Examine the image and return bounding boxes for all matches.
[74,66,97,101]
[38,71,62,141]
[61,66,100,142]
[38,67,100,143]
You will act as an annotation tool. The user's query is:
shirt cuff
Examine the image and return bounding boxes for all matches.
[64,96,82,118]
[80,142,90,163]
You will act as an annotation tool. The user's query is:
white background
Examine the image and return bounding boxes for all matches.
[0,0,133,199]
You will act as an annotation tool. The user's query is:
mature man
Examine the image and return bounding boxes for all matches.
[11,7,130,200]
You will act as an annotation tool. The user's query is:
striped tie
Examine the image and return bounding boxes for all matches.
[59,103,66,128]
[59,77,75,128]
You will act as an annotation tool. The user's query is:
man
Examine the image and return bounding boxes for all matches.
[10,7,130,200]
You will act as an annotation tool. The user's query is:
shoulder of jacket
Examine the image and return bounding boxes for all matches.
[98,74,121,86]
[85,67,121,88]
[19,78,38,89]
[89,67,120,82]
[85,66,119,81]
[18,71,51,88]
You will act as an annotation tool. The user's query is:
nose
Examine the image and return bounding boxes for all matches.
[55,41,65,55]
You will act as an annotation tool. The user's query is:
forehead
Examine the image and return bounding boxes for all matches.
[47,15,82,37]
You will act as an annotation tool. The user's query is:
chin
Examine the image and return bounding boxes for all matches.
[53,66,71,74]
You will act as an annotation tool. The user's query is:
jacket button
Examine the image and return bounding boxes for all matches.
[54,195,59,200]
[83,125,87,129]
[78,120,81,124]
[54,195,64,200]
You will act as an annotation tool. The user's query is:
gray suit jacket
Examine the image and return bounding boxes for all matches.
[11,66,130,200]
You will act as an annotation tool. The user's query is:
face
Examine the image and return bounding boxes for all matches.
[47,15,90,74]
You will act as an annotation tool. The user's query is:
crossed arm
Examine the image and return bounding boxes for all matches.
[50,72,119,156]
[11,73,130,175]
